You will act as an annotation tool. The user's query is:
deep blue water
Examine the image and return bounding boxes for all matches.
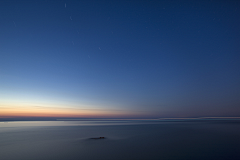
[0,120,240,160]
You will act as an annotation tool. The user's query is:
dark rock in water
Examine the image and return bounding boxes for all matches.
[90,137,105,140]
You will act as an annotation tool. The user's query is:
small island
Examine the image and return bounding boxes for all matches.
[90,137,105,140]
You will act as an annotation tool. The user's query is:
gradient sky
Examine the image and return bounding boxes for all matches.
[1,0,240,119]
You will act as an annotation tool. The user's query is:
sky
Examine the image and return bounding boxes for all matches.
[0,0,240,119]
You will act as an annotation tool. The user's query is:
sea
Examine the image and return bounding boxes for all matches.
[0,120,240,160]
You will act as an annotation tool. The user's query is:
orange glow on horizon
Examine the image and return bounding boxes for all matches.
[0,105,148,119]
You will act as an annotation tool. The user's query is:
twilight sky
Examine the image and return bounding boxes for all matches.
[0,0,240,119]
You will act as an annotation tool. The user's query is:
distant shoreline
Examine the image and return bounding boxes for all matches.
[1,117,240,122]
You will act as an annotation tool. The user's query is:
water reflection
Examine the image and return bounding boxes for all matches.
[0,120,240,160]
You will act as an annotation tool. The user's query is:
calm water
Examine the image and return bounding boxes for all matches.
[0,120,240,160]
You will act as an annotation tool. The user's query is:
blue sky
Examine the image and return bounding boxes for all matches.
[0,0,240,119]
